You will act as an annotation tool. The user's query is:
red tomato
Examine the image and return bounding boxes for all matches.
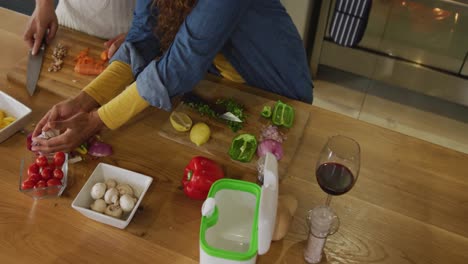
[27,163,40,177]
[27,173,41,183]
[34,180,47,196]
[41,168,52,180]
[35,155,48,168]
[53,168,64,180]
[47,178,62,187]
[35,180,47,188]
[46,162,56,171]
[21,180,36,190]
[54,152,66,167]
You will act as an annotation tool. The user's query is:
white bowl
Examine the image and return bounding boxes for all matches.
[71,163,153,229]
[0,91,32,143]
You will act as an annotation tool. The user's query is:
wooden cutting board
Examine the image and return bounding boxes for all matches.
[159,80,310,177]
[7,27,106,98]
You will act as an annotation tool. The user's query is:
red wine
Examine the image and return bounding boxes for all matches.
[316,162,355,195]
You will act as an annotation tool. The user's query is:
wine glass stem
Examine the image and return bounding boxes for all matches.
[325,194,332,206]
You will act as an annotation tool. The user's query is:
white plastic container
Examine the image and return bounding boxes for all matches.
[0,90,32,143]
[71,163,153,229]
[200,152,278,264]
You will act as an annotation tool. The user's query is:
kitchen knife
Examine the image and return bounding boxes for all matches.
[181,92,243,123]
[26,39,46,96]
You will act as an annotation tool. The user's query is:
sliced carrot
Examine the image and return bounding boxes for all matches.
[74,48,108,75]
[75,48,90,61]
[74,62,106,75]
[100,49,109,61]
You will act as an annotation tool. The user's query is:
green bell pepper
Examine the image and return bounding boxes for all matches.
[261,105,272,118]
[228,134,258,163]
[272,100,294,128]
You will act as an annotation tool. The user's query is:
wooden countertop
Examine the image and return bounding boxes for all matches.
[1,8,467,264]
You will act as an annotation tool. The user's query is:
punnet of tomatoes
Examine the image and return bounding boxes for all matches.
[19,152,68,200]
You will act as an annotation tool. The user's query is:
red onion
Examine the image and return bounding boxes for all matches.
[257,139,283,160]
[27,132,33,151]
[88,141,113,157]
[260,125,285,143]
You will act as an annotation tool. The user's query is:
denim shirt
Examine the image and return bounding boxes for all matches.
[111,0,313,111]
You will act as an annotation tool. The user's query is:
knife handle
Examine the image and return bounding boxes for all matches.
[181,92,225,116]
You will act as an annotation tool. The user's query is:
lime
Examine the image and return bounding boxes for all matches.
[170,111,193,132]
[190,122,211,146]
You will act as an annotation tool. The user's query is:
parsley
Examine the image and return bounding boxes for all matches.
[184,97,245,132]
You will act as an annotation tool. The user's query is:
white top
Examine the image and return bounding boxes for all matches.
[56,0,135,39]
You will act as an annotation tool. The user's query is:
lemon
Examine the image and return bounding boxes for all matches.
[3,116,15,124]
[0,110,5,120]
[190,122,211,146]
[170,111,193,132]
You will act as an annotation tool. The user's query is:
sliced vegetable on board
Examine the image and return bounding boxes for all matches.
[228,134,258,163]
[257,139,283,160]
[170,111,193,132]
[182,93,245,132]
[261,105,272,118]
[74,48,108,75]
[272,100,295,128]
[260,125,285,143]
[182,156,224,200]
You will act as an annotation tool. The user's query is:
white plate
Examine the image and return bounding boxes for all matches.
[0,91,32,143]
[71,163,153,229]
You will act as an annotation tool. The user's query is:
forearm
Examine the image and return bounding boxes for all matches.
[35,0,55,8]
[73,92,100,112]
[97,83,149,130]
[83,61,134,106]
[136,0,252,109]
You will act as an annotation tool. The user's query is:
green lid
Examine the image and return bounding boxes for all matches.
[200,179,261,261]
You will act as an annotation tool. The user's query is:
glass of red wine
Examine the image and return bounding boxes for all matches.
[316,135,360,207]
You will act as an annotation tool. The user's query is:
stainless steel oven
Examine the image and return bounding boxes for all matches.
[310,0,468,106]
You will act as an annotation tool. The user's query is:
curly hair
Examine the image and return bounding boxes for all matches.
[155,0,197,54]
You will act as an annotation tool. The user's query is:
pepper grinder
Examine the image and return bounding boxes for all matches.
[304,205,339,263]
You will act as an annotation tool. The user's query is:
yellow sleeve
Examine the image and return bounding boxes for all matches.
[97,82,149,130]
[83,61,134,105]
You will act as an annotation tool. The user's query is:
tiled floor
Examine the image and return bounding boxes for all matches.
[313,66,468,154]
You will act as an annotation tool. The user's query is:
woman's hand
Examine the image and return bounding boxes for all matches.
[23,0,58,55]
[31,111,105,153]
[33,98,82,138]
[104,33,127,58]
[32,92,99,138]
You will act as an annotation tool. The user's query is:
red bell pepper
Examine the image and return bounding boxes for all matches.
[182,156,224,200]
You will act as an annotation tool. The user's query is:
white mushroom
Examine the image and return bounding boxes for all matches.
[104,204,123,218]
[104,187,119,205]
[116,183,134,196]
[120,194,137,213]
[90,199,107,213]
[105,179,117,189]
[39,129,60,139]
[90,182,107,200]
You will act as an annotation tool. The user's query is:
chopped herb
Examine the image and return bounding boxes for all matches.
[216,98,246,132]
[184,96,245,132]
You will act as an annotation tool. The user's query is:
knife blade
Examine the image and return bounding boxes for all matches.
[26,40,46,96]
[181,92,243,123]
